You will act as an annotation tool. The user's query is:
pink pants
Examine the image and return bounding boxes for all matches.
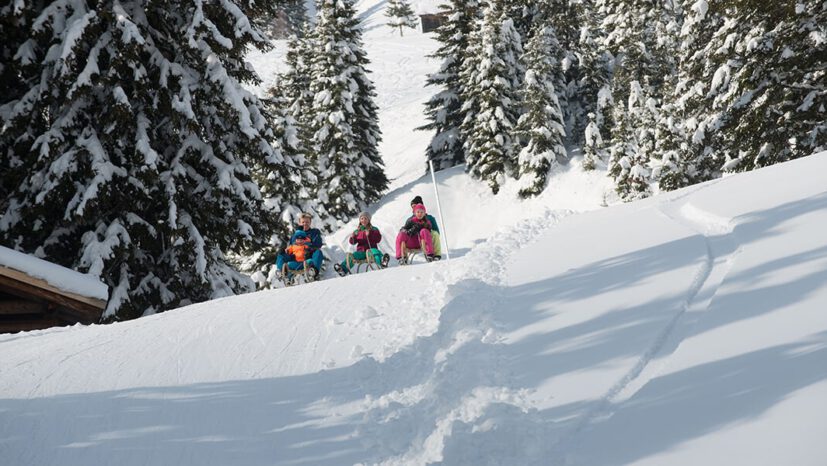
[395,229,434,257]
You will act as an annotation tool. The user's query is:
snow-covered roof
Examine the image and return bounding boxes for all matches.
[0,246,108,301]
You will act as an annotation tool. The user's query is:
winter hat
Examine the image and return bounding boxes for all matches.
[410,195,423,206]
[294,230,308,240]
[358,211,371,221]
[412,203,427,214]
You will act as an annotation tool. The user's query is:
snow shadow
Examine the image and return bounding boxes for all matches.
[0,366,374,465]
[569,334,827,465]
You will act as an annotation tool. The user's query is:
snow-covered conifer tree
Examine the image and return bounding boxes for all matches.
[583,112,609,170]
[418,0,481,171]
[601,0,676,199]
[608,80,657,200]
[307,0,387,229]
[460,2,523,194]
[385,0,418,36]
[535,0,585,143]
[574,0,614,156]
[515,26,568,198]
[0,0,283,320]
[272,28,321,219]
[713,1,827,173]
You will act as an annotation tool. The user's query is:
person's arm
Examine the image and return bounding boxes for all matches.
[428,215,440,233]
[368,228,382,245]
[310,229,323,249]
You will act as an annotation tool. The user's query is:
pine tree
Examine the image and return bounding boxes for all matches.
[0,0,47,209]
[0,0,283,320]
[515,26,568,198]
[460,2,524,194]
[714,0,827,172]
[608,81,656,200]
[583,112,609,170]
[418,0,481,172]
[307,0,387,230]
[574,0,614,162]
[601,0,676,199]
[275,27,322,218]
[385,0,418,36]
[536,0,586,144]
[654,0,724,190]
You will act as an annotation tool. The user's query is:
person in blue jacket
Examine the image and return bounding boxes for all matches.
[408,196,441,259]
[276,213,324,279]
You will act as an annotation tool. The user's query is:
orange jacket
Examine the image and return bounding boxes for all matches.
[285,244,310,262]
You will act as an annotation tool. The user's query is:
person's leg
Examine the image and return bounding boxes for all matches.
[338,254,351,275]
[431,231,441,257]
[350,251,367,272]
[418,229,434,255]
[406,234,422,251]
[276,252,290,271]
[369,248,383,264]
[310,249,323,271]
[395,231,408,259]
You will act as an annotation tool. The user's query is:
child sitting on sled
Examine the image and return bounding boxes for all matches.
[280,231,318,280]
[395,203,436,264]
[334,211,391,276]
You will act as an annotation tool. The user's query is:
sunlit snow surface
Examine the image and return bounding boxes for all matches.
[1,1,826,464]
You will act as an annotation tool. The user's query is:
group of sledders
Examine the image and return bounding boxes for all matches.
[274,196,442,285]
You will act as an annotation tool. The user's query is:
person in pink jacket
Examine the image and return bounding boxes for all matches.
[395,203,436,264]
[334,211,390,276]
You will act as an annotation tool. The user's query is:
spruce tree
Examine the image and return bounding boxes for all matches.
[385,0,418,36]
[418,0,481,172]
[575,0,614,162]
[601,0,676,199]
[275,27,322,219]
[583,112,609,170]
[654,0,724,190]
[515,26,568,198]
[536,0,586,144]
[460,2,524,194]
[307,0,387,230]
[0,0,283,320]
[608,81,656,200]
[714,0,827,172]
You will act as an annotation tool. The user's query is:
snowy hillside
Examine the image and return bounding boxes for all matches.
[3,151,826,464]
[2,2,826,465]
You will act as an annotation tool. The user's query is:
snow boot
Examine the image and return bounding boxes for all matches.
[381,253,390,268]
[426,254,436,262]
[333,263,347,277]
[305,266,318,282]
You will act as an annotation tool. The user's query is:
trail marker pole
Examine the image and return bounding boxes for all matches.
[428,160,450,260]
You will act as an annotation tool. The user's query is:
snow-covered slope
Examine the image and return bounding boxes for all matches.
[2,2,826,465]
[3,153,826,465]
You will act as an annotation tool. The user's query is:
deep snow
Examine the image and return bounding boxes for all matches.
[1,2,826,465]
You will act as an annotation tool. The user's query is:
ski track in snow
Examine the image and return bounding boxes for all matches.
[551,182,744,460]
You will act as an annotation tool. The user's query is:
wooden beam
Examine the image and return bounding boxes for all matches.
[0,267,106,322]
[0,317,65,334]
[0,299,48,315]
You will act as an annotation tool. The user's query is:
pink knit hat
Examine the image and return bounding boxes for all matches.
[412,203,426,213]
